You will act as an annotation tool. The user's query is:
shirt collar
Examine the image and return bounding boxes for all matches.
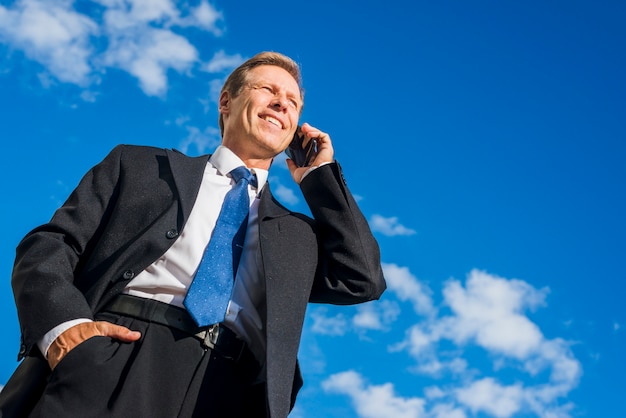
[209,145,268,191]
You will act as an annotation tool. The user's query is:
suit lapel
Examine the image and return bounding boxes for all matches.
[166,149,210,225]
[258,183,291,220]
[258,185,307,417]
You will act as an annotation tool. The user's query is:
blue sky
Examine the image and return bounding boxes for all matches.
[1,1,625,417]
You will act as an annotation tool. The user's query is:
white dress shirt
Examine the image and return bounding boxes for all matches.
[40,146,269,364]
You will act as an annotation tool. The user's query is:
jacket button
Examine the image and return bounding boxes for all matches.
[18,343,26,360]
[166,228,179,239]
[122,270,135,280]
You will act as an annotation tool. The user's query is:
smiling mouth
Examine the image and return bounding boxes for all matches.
[261,115,283,129]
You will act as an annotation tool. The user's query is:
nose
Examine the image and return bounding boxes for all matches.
[270,95,288,112]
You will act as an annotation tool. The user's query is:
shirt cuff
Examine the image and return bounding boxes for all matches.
[38,318,93,359]
[300,161,332,181]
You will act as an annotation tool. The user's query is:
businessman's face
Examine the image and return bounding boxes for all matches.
[219,65,302,168]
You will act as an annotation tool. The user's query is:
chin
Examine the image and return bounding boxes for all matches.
[258,135,291,154]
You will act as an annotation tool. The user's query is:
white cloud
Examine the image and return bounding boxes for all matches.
[397,325,436,357]
[309,301,399,337]
[370,214,416,237]
[310,308,348,336]
[203,50,245,73]
[178,0,223,33]
[384,268,581,417]
[322,370,425,418]
[428,403,467,418]
[437,269,549,359]
[178,124,221,155]
[414,356,468,377]
[423,386,446,400]
[310,266,581,417]
[96,0,178,26]
[456,378,524,418]
[80,89,98,103]
[382,263,436,317]
[353,300,401,331]
[207,78,225,104]
[97,0,213,96]
[272,182,299,206]
[0,0,226,96]
[102,27,198,96]
[524,338,582,391]
[0,0,98,85]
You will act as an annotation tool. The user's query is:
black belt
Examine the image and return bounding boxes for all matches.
[102,294,260,374]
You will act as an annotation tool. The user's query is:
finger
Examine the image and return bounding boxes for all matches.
[301,124,331,146]
[286,158,305,184]
[95,321,141,342]
[300,122,322,138]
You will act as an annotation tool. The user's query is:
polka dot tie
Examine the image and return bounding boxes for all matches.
[184,166,257,327]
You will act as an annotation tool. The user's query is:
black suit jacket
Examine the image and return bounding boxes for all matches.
[8,145,385,417]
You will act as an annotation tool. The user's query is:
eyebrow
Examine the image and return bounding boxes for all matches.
[251,78,302,99]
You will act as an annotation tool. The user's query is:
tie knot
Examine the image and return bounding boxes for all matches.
[230,166,257,188]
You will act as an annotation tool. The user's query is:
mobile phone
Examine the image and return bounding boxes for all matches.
[285,127,318,167]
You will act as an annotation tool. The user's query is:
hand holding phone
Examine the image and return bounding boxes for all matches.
[285,126,319,167]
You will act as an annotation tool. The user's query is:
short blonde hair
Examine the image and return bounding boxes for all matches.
[218,51,304,135]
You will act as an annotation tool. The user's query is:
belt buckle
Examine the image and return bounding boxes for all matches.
[198,324,220,349]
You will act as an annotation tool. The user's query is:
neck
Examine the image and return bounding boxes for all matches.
[220,140,275,170]
[241,157,273,170]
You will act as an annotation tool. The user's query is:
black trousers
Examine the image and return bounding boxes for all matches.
[30,311,267,417]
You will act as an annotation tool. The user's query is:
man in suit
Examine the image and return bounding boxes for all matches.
[2,52,385,417]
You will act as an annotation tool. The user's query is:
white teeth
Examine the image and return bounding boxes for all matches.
[263,116,282,128]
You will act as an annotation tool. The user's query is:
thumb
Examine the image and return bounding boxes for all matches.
[286,157,297,174]
[286,158,305,184]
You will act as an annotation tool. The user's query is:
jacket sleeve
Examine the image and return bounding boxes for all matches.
[11,145,126,358]
[299,162,386,304]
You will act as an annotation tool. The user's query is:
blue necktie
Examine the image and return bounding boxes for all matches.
[184,166,257,327]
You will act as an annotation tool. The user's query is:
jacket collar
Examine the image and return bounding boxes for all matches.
[166,148,292,221]
[166,149,210,223]
[258,182,291,219]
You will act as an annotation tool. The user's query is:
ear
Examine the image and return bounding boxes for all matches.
[218,90,230,116]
